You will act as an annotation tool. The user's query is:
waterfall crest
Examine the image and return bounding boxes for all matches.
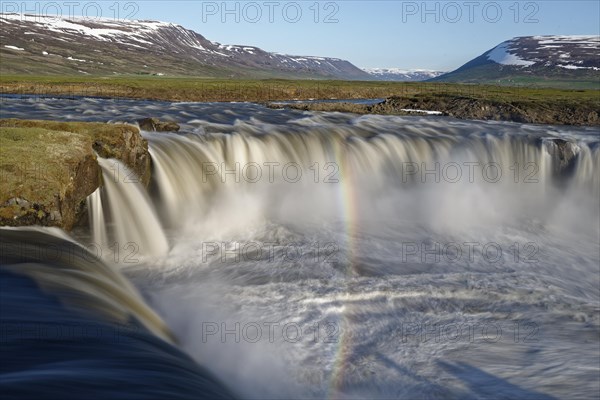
[145,129,599,229]
[82,116,598,256]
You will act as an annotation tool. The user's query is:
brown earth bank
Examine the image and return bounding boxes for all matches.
[0,119,151,230]
[268,94,600,126]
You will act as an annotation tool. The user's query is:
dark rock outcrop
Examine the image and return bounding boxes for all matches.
[368,96,600,126]
[274,94,600,126]
[544,138,580,179]
[92,123,152,186]
[0,153,100,229]
[137,117,180,132]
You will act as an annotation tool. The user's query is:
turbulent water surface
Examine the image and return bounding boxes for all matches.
[1,95,599,399]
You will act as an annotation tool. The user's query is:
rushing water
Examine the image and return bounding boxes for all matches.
[1,95,599,399]
[0,228,235,399]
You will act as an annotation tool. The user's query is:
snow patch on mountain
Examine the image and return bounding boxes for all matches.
[67,56,86,62]
[485,36,599,69]
[535,35,599,47]
[0,13,171,49]
[363,68,446,81]
[487,41,535,66]
[365,68,442,75]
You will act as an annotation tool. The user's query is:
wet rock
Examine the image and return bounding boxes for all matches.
[92,125,152,187]
[545,138,579,178]
[137,117,180,132]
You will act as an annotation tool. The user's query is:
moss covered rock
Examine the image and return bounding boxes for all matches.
[0,119,151,230]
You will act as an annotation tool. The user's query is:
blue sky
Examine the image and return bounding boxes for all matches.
[6,1,600,70]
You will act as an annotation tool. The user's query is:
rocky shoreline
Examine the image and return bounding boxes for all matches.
[268,94,600,126]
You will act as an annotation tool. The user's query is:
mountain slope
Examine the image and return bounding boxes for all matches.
[362,68,445,81]
[432,36,600,87]
[0,13,370,79]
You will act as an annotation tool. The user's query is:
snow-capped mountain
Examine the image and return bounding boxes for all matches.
[0,13,370,79]
[362,68,445,81]
[433,36,599,85]
[484,36,599,69]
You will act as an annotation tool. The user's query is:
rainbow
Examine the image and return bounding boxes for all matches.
[328,140,360,399]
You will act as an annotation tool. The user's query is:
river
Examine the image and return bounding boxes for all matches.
[1,95,599,399]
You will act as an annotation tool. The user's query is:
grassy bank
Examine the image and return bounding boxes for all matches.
[0,119,150,229]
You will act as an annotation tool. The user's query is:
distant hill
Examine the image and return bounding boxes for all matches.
[432,36,600,88]
[362,68,445,81]
[0,13,370,79]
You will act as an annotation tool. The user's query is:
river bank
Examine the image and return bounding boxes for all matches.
[2,76,599,126]
[267,93,600,126]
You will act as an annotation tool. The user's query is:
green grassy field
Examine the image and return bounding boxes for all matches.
[1,75,599,104]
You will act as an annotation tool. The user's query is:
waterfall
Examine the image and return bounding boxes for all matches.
[145,129,599,227]
[0,227,236,399]
[86,188,108,247]
[88,158,169,259]
[83,119,598,257]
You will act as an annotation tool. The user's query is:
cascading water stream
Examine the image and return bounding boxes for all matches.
[143,128,599,235]
[88,158,169,259]
[86,187,108,247]
[0,227,236,399]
